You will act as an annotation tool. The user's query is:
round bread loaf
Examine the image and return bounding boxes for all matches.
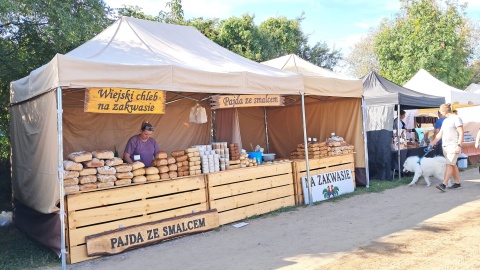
[68,151,92,163]
[97,174,116,183]
[131,161,145,170]
[105,157,123,167]
[92,150,114,160]
[154,159,168,166]
[115,163,132,173]
[115,179,131,186]
[63,160,83,171]
[168,171,178,178]
[79,168,98,176]
[64,185,79,195]
[160,173,170,179]
[63,178,79,186]
[64,170,80,179]
[132,175,147,183]
[97,166,116,175]
[115,172,133,179]
[167,157,176,164]
[83,158,105,168]
[146,174,160,181]
[158,165,169,173]
[132,168,146,176]
[145,167,160,175]
[155,151,168,159]
[79,175,97,184]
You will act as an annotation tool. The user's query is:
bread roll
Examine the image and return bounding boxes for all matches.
[115,179,131,186]
[178,166,189,172]
[105,157,123,166]
[64,170,80,179]
[132,175,147,183]
[168,164,178,171]
[160,173,170,180]
[146,174,160,181]
[97,166,116,175]
[176,162,183,167]
[167,157,176,164]
[64,185,79,195]
[64,178,79,186]
[171,150,185,157]
[68,151,92,163]
[190,165,201,171]
[176,155,188,162]
[83,158,105,168]
[92,150,114,160]
[186,148,198,153]
[132,168,146,176]
[79,183,97,191]
[116,172,133,179]
[168,171,177,178]
[158,166,169,173]
[155,151,167,159]
[145,167,160,175]
[97,174,116,183]
[182,161,189,166]
[79,168,97,176]
[115,163,132,173]
[187,152,194,158]
[153,159,167,166]
[97,181,114,188]
[189,156,200,162]
[79,175,97,184]
[63,160,83,171]
[131,161,145,170]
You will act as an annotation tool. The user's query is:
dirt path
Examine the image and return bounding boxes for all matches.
[54,168,480,270]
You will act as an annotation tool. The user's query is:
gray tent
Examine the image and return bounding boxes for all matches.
[362,71,445,180]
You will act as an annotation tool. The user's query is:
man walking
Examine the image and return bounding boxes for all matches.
[430,104,464,191]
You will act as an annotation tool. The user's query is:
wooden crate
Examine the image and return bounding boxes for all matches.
[293,154,355,204]
[66,175,207,264]
[207,162,295,226]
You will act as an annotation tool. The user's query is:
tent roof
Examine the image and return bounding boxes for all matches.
[261,54,363,98]
[404,69,480,104]
[10,17,304,105]
[465,83,480,93]
[362,71,444,109]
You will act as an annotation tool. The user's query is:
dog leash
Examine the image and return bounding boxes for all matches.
[417,145,434,164]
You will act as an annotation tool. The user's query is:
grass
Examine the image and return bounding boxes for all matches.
[0,164,477,269]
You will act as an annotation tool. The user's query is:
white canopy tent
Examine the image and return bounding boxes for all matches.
[403,69,480,104]
[465,83,480,93]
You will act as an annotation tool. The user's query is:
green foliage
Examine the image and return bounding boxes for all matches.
[299,41,343,71]
[258,15,305,60]
[374,0,474,87]
[468,59,480,84]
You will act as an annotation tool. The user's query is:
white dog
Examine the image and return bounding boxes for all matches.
[402,156,451,186]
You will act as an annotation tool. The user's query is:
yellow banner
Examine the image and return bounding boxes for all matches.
[211,94,284,109]
[85,88,165,114]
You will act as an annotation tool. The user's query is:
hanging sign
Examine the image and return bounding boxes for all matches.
[301,169,354,204]
[85,88,166,114]
[85,209,219,256]
[210,94,284,109]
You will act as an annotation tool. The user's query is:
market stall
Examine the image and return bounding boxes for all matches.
[362,71,445,180]
[10,17,307,265]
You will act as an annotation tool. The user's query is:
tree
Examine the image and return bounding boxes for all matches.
[258,16,305,61]
[0,0,112,160]
[299,42,343,71]
[468,59,480,84]
[374,0,474,88]
[344,25,383,78]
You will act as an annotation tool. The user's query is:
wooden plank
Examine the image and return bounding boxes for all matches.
[297,163,354,178]
[86,210,219,256]
[295,154,354,172]
[67,175,205,211]
[69,204,207,246]
[69,189,206,228]
[69,245,97,264]
[208,174,293,200]
[218,196,295,225]
[210,185,294,212]
[207,163,292,186]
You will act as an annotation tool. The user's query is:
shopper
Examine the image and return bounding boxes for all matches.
[123,121,161,167]
[393,110,407,130]
[430,104,464,192]
[432,110,446,156]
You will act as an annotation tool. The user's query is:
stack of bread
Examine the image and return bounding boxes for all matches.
[326,136,355,156]
[171,150,188,178]
[114,163,133,186]
[131,161,146,183]
[229,143,240,160]
[152,151,168,179]
[239,152,257,168]
[63,160,82,195]
[186,147,202,175]
[290,141,328,159]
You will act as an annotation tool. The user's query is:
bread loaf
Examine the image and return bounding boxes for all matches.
[64,170,80,179]
[64,185,79,195]
[79,175,97,184]
[116,172,133,179]
[146,174,160,181]
[182,160,189,166]
[186,148,198,153]
[97,174,116,183]
[79,168,97,176]
[160,173,170,180]
[68,151,92,163]
[158,166,169,173]
[97,166,116,175]
[154,159,168,166]
[175,155,188,162]
[171,150,185,157]
[189,156,200,162]
[79,183,97,191]
[178,166,189,172]
[132,168,146,176]
[105,157,123,166]
[168,171,177,178]
[63,178,79,186]
[167,157,176,164]
[97,181,114,188]
[83,158,105,168]
[63,160,83,171]
[131,161,145,170]
[115,163,132,173]
[168,164,178,171]
[132,175,147,183]
[145,167,160,175]
[92,150,114,160]
[155,151,167,159]
[115,179,131,186]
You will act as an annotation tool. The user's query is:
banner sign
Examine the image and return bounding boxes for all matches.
[210,94,284,109]
[86,210,219,256]
[85,88,165,114]
[301,169,354,204]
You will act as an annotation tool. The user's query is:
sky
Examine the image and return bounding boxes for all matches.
[103,0,480,56]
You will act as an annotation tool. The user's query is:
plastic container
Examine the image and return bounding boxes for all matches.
[457,153,468,169]
[262,153,276,162]
[248,152,263,164]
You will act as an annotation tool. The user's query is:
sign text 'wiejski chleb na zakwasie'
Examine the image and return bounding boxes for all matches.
[85,88,166,114]
[210,94,284,109]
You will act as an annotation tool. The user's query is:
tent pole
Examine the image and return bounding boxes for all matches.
[301,93,312,206]
[211,109,216,143]
[361,98,370,188]
[56,87,67,270]
[397,105,401,180]
[264,107,270,153]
